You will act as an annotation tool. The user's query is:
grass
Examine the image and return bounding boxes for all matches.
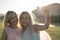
[0,21,3,40]
[46,27,60,40]
[0,20,60,40]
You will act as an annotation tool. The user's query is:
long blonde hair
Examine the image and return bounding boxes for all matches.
[4,11,17,27]
[19,11,33,33]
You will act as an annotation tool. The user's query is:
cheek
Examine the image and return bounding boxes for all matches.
[21,21,24,24]
[20,20,24,25]
[11,19,18,24]
[25,20,30,26]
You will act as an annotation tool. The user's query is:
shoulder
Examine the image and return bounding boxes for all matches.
[2,27,7,35]
[3,26,11,33]
[32,24,40,32]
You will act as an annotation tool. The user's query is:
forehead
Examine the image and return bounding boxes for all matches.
[11,13,16,16]
[21,13,30,17]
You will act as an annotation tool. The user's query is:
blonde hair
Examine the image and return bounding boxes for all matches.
[4,11,17,27]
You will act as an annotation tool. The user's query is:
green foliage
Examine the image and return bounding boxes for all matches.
[0,21,3,40]
[0,14,4,20]
[50,15,60,23]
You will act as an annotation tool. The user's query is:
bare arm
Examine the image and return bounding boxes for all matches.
[33,10,49,31]
[1,29,7,40]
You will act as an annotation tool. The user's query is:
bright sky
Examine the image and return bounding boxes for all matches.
[0,0,60,14]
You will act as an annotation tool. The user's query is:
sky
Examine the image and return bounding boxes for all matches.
[0,0,60,14]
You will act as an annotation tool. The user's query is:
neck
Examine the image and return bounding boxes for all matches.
[22,25,28,32]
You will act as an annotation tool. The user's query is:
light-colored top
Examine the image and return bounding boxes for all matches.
[22,26,40,40]
[4,27,22,40]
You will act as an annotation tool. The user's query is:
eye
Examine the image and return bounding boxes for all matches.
[11,16,16,19]
[11,17,14,19]
[15,16,17,18]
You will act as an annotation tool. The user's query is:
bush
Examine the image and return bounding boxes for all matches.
[50,15,60,23]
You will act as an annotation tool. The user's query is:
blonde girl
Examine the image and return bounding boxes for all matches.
[1,11,22,40]
[19,11,49,40]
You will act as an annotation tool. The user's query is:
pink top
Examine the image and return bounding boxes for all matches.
[4,27,22,40]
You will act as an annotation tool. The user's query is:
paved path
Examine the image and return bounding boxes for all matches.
[40,31,51,40]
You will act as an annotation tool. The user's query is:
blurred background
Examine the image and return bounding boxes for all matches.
[0,0,60,40]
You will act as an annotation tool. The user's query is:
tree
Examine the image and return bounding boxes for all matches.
[50,15,60,23]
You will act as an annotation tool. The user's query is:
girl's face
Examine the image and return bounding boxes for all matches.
[9,13,18,26]
[20,13,30,28]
